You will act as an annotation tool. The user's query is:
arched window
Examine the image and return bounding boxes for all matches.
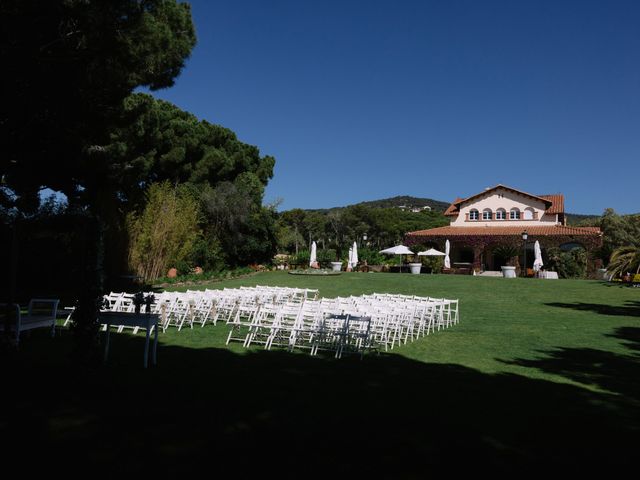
[482,209,492,220]
[510,208,521,220]
[495,208,507,220]
[469,209,479,221]
[523,208,534,220]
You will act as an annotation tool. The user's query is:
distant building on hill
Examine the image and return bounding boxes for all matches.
[405,184,602,275]
[397,205,432,213]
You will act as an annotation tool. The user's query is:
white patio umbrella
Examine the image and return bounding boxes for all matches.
[309,241,317,268]
[444,239,451,269]
[379,245,414,272]
[417,248,446,256]
[347,246,353,271]
[418,247,446,274]
[533,240,543,271]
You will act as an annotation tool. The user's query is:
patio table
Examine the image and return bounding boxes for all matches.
[101,311,159,368]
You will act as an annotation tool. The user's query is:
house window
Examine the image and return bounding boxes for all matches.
[510,208,521,220]
[469,209,479,220]
[482,209,492,220]
[496,208,506,220]
[523,208,534,220]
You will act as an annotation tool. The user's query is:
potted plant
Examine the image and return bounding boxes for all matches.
[330,253,343,271]
[493,244,520,278]
[408,254,422,274]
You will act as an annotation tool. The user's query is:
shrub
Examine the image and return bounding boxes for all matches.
[175,259,192,277]
[188,236,225,272]
[291,250,310,266]
[421,256,444,272]
[547,247,587,278]
[356,247,387,265]
[316,248,337,265]
[128,182,200,282]
[154,266,253,285]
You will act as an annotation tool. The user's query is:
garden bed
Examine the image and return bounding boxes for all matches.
[288,268,342,276]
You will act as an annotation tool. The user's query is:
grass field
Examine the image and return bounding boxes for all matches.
[3,272,639,475]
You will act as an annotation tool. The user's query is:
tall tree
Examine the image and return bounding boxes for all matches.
[201,174,277,267]
[0,0,196,359]
[101,93,275,211]
[597,209,640,265]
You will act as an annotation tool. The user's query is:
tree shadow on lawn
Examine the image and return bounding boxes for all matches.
[610,326,640,353]
[2,331,639,477]
[499,326,640,450]
[544,300,640,317]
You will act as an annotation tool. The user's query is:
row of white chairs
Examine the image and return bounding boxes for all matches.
[224,294,459,357]
[64,287,458,359]
[97,286,320,334]
[224,299,374,358]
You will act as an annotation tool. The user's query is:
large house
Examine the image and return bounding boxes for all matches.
[405,185,602,274]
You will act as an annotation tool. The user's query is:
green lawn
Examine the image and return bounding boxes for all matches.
[3,272,639,475]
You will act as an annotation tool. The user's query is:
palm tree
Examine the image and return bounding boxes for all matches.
[606,245,640,278]
[493,244,520,266]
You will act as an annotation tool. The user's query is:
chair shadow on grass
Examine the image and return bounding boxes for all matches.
[2,328,639,477]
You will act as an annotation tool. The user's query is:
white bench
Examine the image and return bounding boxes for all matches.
[0,298,60,346]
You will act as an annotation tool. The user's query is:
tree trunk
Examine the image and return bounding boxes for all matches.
[70,205,105,365]
[9,217,19,303]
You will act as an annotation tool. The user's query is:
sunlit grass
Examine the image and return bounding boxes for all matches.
[161,271,639,391]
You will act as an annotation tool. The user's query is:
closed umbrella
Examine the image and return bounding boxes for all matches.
[379,245,414,273]
[309,241,318,268]
[533,240,543,272]
[444,240,451,269]
[351,241,358,269]
[347,246,353,271]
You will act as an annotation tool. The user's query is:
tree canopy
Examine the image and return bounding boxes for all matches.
[1,0,197,211]
[276,205,449,256]
[93,93,275,210]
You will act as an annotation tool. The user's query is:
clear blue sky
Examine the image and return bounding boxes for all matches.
[148,0,640,214]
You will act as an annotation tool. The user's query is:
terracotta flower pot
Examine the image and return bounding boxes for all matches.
[167,268,178,278]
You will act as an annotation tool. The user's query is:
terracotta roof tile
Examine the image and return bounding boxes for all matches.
[406,225,601,237]
[538,194,564,214]
[443,187,564,216]
[455,185,553,209]
[444,198,464,216]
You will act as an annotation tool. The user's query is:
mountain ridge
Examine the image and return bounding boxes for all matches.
[303,195,450,214]
[298,195,604,223]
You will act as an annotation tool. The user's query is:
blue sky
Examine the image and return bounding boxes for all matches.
[147,0,640,214]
